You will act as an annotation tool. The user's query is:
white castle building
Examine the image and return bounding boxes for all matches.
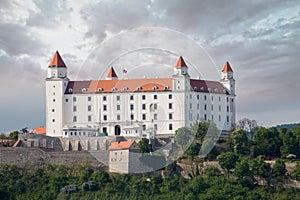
[46,51,236,138]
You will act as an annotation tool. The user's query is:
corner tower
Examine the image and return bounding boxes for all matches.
[46,51,69,137]
[172,56,190,91]
[221,61,235,95]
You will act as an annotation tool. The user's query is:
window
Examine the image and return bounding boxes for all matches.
[219,96,221,101]
[197,104,199,109]
[197,95,199,100]
[53,85,56,88]
[211,96,214,101]
[211,105,213,111]
[204,114,207,121]
[197,113,200,120]
[73,106,77,112]
[52,119,55,122]
[69,88,73,93]
[232,99,234,102]
[227,115,229,123]
[169,103,172,109]
[88,96,91,101]
[153,86,158,90]
[52,109,55,112]
[73,116,77,122]
[204,104,207,110]
[130,95,134,100]
[169,94,172,99]
[88,115,92,122]
[117,105,120,110]
[169,124,173,130]
[88,105,92,111]
[142,95,146,100]
[117,115,120,120]
[219,105,221,111]
[154,104,157,109]
[65,99,68,102]
[212,115,214,121]
[112,87,117,91]
[142,104,146,110]
[73,97,76,102]
[190,103,192,109]
[103,115,107,121]
[98,88,103,92]
[164,86,169,90]
[227,97,229,102]
[103,105,107,111]
[103,96,107,101]
[142,125,146,131]
[204,95,207,101]
[154,95,157,99]
[190,94,192,99]
[53,92,55,95]
[154,113,158,120]
[142,114,146,120]
[169,113,173,120]
[227,106,229,112]
[53,99,56,102]
[154,124,158,130]
[130,114,134,120]
[82,88,87,92]
[130,104,134,110]
[219,115,221,122]
[116,96,120,101]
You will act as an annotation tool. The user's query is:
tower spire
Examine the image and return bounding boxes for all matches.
[49,51,67,68]
[222,61,233,72]
[106,67,118,80]
[176,56,187,68]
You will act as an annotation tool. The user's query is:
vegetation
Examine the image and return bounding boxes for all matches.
[1,162,300,200]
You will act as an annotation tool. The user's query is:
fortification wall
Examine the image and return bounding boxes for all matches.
[0,147,105,167]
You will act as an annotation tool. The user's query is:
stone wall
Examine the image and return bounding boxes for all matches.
[0,147,105,167]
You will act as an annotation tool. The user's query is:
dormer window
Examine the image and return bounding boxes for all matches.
[200,87,204,91]
[153,86,158,90]
[164,86,169,90]
[208,88,211,92]
[214,88,218,92]
[82,88,87,93]
[112,87,117,91]
[123,87,128,91]
[98,88,103,92]
[68,88,73,93]
[137,86,142,91]
[193,86,197,90]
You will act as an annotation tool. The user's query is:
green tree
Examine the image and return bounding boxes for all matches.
[217,152,239,172]
[250,157,271,185]
[272,159,286,182]
[0,133,7,143]
[9,131,19,140]
[175,127,192,149]
[234,158,255,188]
[280,130,300,158]
[138,138,153,153]
[253,127,282,158]
[185,143,200,160]
[291,162,300,181]
[231,129,249,155]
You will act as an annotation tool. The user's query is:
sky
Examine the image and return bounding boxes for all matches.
[0,0,299,133]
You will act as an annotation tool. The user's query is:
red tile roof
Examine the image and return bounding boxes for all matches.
[65,78,172,94]
[176,56,187,68]
[190,79,229,94]
[222,61,233,72]
[107,67,118,78]
[32,126,46,135]
[108,140,137,150]
[49,51,67,68]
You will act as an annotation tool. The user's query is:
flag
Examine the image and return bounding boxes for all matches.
[123,68,128,75]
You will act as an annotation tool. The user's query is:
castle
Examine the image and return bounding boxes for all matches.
[46,51,236,138]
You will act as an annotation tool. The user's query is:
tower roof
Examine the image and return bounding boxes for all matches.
[176,56,188,68]
[107,67,118,78]
[49,51,66,68]
[222,61,233,72]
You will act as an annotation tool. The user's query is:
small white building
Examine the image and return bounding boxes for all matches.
[108,140,140,174]
[45,51,236,138]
